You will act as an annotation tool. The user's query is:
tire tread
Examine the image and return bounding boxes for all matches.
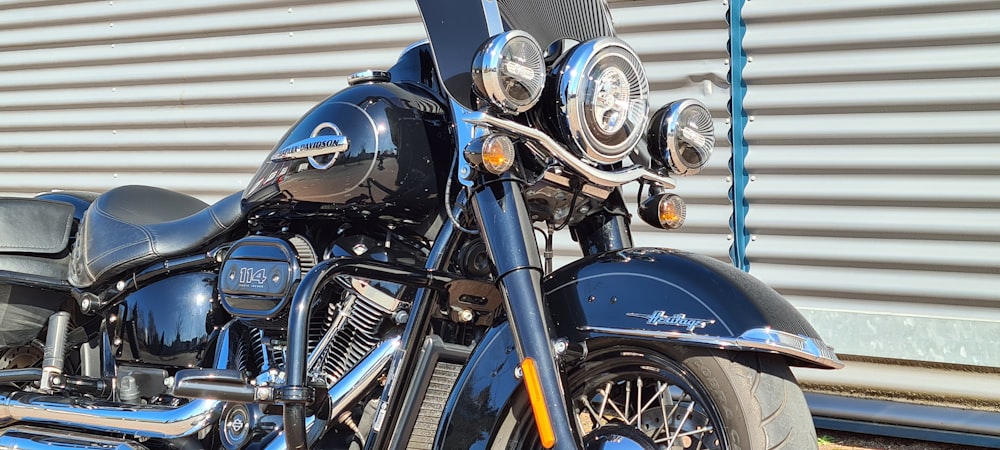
[666,346,817,450]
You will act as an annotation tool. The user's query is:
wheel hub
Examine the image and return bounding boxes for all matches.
[583,424,658,450]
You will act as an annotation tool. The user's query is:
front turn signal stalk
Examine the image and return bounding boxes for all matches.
[520,357,557,448]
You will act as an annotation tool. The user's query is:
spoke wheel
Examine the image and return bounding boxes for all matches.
[492,343,817,450]
[569,347,725,450]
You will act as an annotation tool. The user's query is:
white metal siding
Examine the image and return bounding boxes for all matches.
[0,0,425,199]
[741,0,1000,366]
[0,0,734,260]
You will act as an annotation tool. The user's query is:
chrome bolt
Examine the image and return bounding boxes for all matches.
[553,339,569,355]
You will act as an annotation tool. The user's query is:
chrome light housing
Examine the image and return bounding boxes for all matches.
[472,30,546,114]
[553,37,649,165]
[647,99,715,176]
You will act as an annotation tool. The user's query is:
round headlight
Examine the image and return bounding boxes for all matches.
[472,31,545,114]
[554,37,649,165]
[647,99,715,176]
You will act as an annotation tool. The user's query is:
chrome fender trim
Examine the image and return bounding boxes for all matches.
[580,325,843,369]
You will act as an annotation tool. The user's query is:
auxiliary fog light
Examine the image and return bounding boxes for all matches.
[647,99,715,176]
[639,193,686,230]
[472,30,545,114]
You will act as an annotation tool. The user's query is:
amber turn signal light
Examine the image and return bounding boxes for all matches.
[465,134,516,175]
[520,357,556,448]
[639,193,686,230]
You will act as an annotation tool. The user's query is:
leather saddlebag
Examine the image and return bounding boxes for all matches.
[0,198,75,347]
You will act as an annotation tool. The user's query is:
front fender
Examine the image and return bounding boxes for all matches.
[545,247,841,369]
[434,247,840,449]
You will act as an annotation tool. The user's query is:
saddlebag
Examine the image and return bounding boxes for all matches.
[0,198,75,347]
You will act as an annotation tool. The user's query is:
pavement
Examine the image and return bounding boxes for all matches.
[817,430,982,450]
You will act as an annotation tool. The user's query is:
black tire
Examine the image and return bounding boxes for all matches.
[492,343,817,450]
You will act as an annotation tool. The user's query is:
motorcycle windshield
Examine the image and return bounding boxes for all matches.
[416,0,616,110]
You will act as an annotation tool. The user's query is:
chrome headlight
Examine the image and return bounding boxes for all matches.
[647,99,715,175]
[554,37,649,165]
[472,31,546,114]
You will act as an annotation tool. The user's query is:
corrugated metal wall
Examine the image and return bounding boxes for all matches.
[0,0,427,200]
[3,0,998,374]
[0,0,733,259]
[740,0,1000,368]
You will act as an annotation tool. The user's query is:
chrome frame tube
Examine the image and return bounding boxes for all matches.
[264,337,400,450]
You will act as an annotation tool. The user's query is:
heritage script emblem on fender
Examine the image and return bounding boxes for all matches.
[626,311,715,332]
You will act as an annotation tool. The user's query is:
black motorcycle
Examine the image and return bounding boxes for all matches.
[0,1,841,449]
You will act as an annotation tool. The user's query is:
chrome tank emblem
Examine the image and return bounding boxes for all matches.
[270,122,350,170]
[626,310,715,332]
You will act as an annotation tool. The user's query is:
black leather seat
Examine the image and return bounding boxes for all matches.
[69,185,244,288]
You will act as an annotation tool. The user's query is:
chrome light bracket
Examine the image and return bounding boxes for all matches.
[464,111,675,189]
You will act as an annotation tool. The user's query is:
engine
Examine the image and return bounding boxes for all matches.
[219,232,412,355]
[214,232,416,448]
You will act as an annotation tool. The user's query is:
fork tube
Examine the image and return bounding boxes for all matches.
[571,188,633,256]
[470,173,578,450]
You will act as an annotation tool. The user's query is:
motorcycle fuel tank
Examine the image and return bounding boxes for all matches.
[243,74,452,225]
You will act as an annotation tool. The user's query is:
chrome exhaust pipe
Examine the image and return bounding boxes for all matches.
[0,426,148,450]
[0,393,220,439]
[0,323,237,439]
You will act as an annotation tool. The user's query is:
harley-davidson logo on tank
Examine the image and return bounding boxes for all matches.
[244,101,380,205]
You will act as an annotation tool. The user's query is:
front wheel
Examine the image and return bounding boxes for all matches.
[492,343,817,450]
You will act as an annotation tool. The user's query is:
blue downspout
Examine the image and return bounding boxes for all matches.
[727,0,751,272]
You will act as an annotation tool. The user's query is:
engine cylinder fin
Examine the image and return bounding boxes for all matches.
[249,330,266,372]
[315,280,401,382]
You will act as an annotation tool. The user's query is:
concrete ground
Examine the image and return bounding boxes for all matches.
[817,429,982,450]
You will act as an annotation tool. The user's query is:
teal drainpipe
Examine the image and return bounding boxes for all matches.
[727,0,751,272]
